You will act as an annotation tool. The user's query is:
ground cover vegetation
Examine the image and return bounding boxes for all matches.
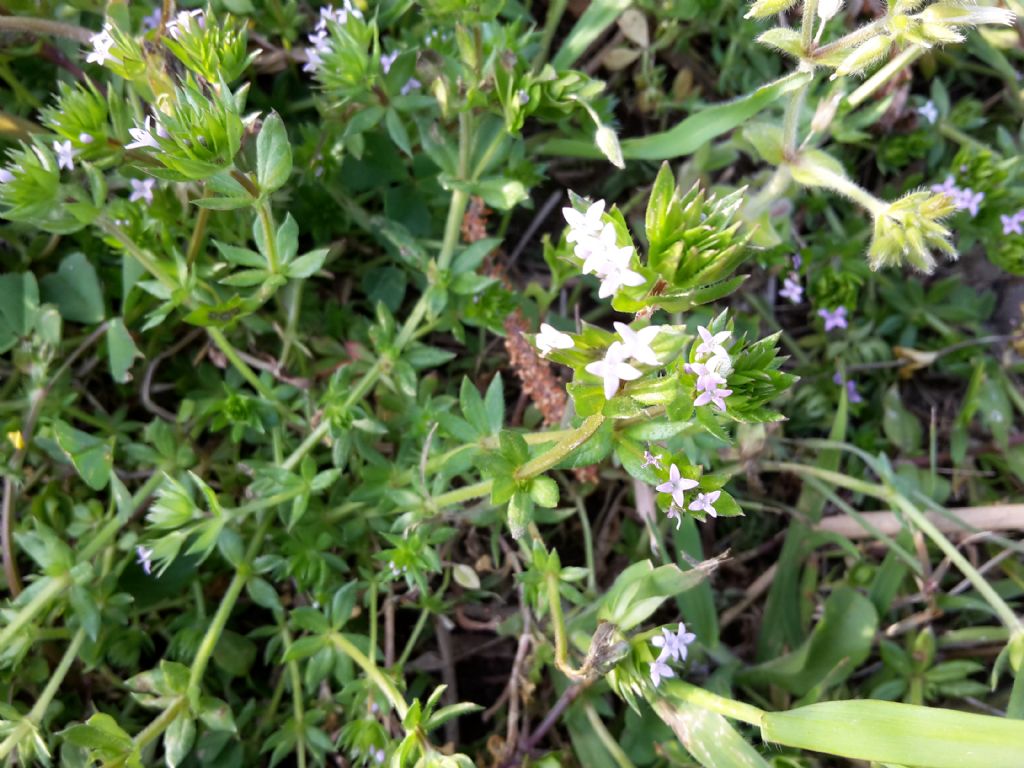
[1,0,1024,766]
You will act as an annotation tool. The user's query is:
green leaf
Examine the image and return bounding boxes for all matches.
[256,112,292,195]
[164,714,196,768]
[761,699,1024,768]
[654,697,770,768]
[286,248,329,279]
[40,252,104,324]
[507,491,533,540]
[385,107,412,156]
[60,713,133,758]
[739,586,878,695]
[551,0,632,69]
[882,385,922,453]
[529,475,559,508]
[54,420,113,490]
[107,318,141,383]
[540,71,812,161]
[599,559,718,631]
[0,272,40,352]
[483,373,504,435]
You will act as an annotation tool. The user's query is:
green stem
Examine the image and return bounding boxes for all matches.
[205,327,286,412]
[330,632,409,719]
[793,163,887,217]
[545,569,588,682]
[814,18,885,60]
[514,414,605,481]
[782,80,810,159]
[281,626,308,768]
[257,203,280,273]
[662,679,765,726]
[437,189,468,272]
[801,0,819,53]
[889,495,1023,634]
[0,574,71,649]
[846,46,923,109]
[430,480,492,510]
[230,487,307,518]
[133,697,187,753]
[760,460,889,500]
[186,195,211,267]
[533,0,568,71]
[583,702,637,768]
[0,16,93,43]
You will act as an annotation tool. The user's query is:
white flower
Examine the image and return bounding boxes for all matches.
[563,199,606,243]
[53,140,76,171]
[126,116,162,151]
[694,326,730,360]
[655,463,698,507]
[704,350,733,379]
[308,29,330,52]
[694,385,732,411]
[918,100,939,124]
[535,323,574,356]
[86,25,121,66]
[585,341,642,400]
[578,223,620,274]
[0,169,14,184]
[79,132,95,144]
[817,0,843,21]
[780,272,803,304]
[129,178,156,204]
[652,622,697,663]
[649,657,675,687]
[688,491,721,518]
[380,50,399,74]
[136,545,154,575]
[167,9,204,39]
[614,322,661,366]
[596,246,645,299]
[686,362,726,393]
[303,47,324,73]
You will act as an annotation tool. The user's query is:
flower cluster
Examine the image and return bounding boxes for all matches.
[86,24,120,67]
[564,200,646,299]
[930,175,984,218]
[303,2,362,73]
[656,463,721,529]
[584,322,661,399]
[648,622,696,686]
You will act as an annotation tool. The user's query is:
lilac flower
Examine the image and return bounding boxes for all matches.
[649,657,675,687]
[694,384,732,411]
[918,100,938,124]
[585,342,642,399]
[1002,212,1023,236]
[400,78,421,95]
[380,50,399,74]
[665,503,683,529]
[817,306,848,331]
[126,116,162,151]
[141,8,162,31]
[688,491,721,518]
[780,272,803,304]
[641,450,663,470]
[955,188,984,218]
[373,748,385,764]
[655,463,698,507]
[614,322,661,366]
[307,29,330,52]
[651,623,697,663]
[86,25,121,66]
[303,47,324,73]
[136,545,154,575]
[792,253,802,270]
[129,178,156,204]
[694,326,731,360]
[53,140,76,171]
[832,372,863,404]
[0,169,14,184]
[931,175,959,197]
[535,323,574,356]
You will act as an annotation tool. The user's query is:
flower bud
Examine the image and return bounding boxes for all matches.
[868,191,957,273]
[833,34,893,77]
[918,3,1015,28]
[745,0,799,20]
[817,0,844,22]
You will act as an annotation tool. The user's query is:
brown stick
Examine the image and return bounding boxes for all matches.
[814,504,1024,539]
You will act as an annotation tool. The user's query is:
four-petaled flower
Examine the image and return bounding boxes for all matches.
[1001,212,1023,236]
[694,384,732,411]
[136,545,154,575]
[956,188,984,218]
[535,323,574,356]
[129,178,156,204]
[818,306,848,331]
[649,657,675,687]
[400,78,421,95]
[641,450,663,470]
[595,246,645,298]
[167,9,205,39]
[655,463,698,507]
[614,322,661,366]
[53,140,76,171]
[563,199,606,243]
[585,341,642,399]
[652,622,697,663]
[930,175,958,197]
[918,100,938,124]
[688,491,721,518]
[780,272,803,304]
[686,362,726,393]
[86,25,121,67]
[126,116,162,151]
[694,326,730,360]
